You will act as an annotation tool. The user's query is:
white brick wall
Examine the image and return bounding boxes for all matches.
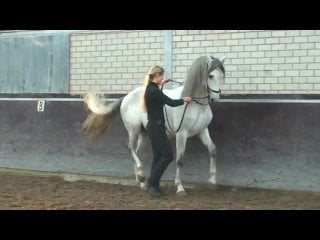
[70,30,164,94]
[70,30,320,95]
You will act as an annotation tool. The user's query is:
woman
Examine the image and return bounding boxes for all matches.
[141,66,192,197]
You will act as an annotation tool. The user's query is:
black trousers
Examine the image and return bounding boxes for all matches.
[146,120,174,188]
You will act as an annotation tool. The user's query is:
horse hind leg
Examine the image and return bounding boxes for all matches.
[198,128,217,184]
[128,131,146,188]
[175,132,188,196]
[135,133,149,189]
[135,132,147,154]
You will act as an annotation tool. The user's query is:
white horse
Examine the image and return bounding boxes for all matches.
[82,55,225,195]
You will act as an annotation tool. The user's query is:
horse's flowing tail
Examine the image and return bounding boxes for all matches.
[82,92,123,139]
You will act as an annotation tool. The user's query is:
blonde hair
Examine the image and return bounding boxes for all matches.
[140,66,164,112]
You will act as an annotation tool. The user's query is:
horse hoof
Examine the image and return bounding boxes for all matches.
[137,175,145,182]
[140,182,148,190]
[176,191,187,196]
[208,176,216,184]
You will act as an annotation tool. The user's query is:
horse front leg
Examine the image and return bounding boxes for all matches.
[198,128,217,184]
[175,131,188,196]
[128,131,146,189]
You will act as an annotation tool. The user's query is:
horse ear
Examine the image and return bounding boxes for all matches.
[220,56,226,64]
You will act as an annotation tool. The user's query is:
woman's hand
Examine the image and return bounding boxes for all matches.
[160,79,170,85]
[183,97,192,104]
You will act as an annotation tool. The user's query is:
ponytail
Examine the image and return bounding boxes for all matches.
[140,66,164,112]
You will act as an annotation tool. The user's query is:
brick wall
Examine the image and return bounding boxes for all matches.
[70,30,320,95]
[70,30,163,94]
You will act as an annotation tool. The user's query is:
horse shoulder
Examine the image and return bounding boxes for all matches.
[184,106,213,134]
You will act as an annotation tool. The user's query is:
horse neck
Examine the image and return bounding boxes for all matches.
[181,83,207,99]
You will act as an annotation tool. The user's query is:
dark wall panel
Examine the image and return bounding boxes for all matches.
[1,99,320,192]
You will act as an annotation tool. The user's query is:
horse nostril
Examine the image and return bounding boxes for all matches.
[211,98,214,103]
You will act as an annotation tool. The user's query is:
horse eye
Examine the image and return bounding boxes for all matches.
[209,75,214,80]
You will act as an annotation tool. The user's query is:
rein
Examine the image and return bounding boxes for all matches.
[166,79,221,106]
[161,81,188,133]
[161,79,220,133]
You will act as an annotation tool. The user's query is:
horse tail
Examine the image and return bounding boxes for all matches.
[82,92,123,139]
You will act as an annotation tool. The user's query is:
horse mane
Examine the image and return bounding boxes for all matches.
[181,56,224,98]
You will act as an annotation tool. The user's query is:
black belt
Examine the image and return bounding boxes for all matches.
[148,119,164,125]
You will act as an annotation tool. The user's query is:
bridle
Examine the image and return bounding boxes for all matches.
[192,86,221,106]
[166,79,221,106]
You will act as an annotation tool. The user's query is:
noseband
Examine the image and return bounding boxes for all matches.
[208,86,221,94]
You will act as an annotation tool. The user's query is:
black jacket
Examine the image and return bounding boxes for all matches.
[145,82,184,122]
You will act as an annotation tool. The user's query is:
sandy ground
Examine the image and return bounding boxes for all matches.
[0,171,320,210]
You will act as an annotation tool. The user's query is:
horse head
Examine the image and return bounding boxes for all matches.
[181,55,225,104]
[207,56,225,103]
